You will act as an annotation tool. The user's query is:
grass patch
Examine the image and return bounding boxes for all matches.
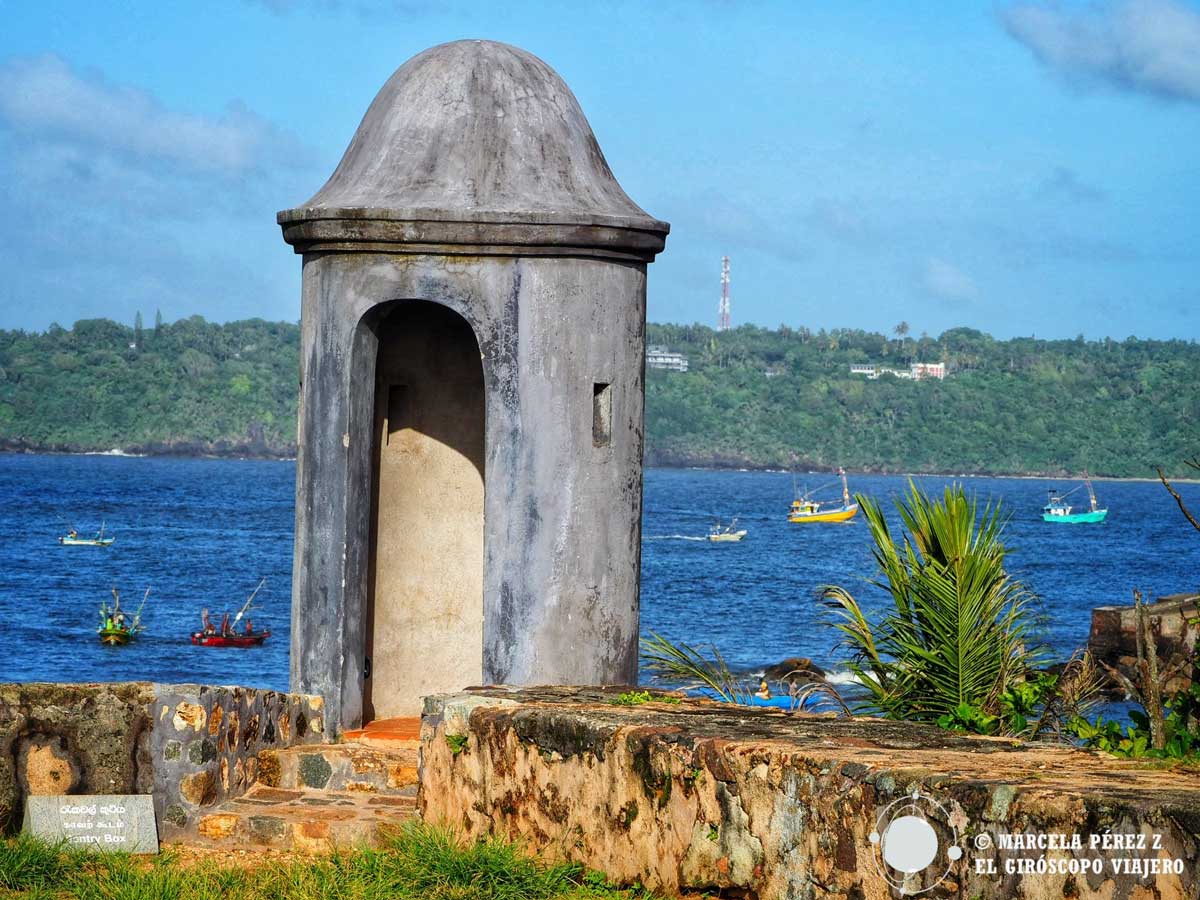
[609,691,682,707]
[0,822,659,899]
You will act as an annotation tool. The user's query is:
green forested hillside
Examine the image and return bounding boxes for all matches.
[0,316,299,456]
[0,316,1197,476]
[644,323,1199,477]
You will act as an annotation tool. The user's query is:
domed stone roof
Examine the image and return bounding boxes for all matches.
[279,40,668,259]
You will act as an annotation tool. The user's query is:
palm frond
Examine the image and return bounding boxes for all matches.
[821,482,1039,727]
[640,632,754,705]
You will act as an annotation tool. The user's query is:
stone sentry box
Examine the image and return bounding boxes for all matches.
[279,40,669,731]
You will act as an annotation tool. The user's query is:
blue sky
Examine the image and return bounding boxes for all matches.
[1,0,1197,339]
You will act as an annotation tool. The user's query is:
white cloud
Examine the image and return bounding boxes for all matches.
[1002,0,1200,103]
[807,198,876,245]
[919,258,979,302]
[245,0,440,16]
[1039,165,1107,202]
[655,191,809,263]
[0,55,314,330]
[0,54,305,174]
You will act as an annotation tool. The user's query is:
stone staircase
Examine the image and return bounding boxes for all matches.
[189,718,421,852]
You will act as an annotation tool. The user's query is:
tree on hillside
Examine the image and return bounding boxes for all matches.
[134,311,143,350]
[894,321,911,365]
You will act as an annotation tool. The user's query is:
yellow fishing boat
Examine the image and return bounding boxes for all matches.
[788,468,859,523]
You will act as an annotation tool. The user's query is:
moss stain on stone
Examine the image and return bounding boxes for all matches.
[298,753,333,788]
[617,799,638,830]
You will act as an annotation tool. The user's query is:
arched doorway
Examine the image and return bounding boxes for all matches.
[364,301,485,720]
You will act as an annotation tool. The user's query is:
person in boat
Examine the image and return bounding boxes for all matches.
[244,619,254,636]
[68,529,78,540]
[755,678,771,701]
[220,612,232,636]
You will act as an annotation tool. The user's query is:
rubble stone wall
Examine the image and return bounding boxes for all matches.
[420,687,1200,900]
[148,684,325,840]
[0,682,325,841]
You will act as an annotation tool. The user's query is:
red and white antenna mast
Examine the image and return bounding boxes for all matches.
[718,256,731,331]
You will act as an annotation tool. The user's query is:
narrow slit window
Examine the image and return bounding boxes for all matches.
[386,384,408,444]
[592,382,612,448]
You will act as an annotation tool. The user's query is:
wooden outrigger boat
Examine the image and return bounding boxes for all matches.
[191,579,270,648]
[98,625,134,646]
[708,518,747,542]
[788,468,859,523]
[191,630,271,648]
[98,587,147,646]
[60,521,115,546]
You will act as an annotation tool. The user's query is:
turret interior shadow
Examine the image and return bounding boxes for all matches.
[363,301,485,721]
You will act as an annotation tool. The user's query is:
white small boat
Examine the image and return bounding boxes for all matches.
[59,521,115,546]
[708,518,747,542]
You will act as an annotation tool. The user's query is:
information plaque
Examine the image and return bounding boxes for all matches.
[22,795,159,854]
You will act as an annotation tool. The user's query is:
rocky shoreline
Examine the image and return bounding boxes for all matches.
[5,440,1196,482]
[0,437,295,461]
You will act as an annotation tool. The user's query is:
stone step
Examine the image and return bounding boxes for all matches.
[258,742,419,796]
[343,716,422,749]
[192,785,418,852]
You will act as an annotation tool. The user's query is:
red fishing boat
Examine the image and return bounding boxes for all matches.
[192,579,269,648]
[191,629,270,648]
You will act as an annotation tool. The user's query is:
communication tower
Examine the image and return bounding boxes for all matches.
[718,256,731,331]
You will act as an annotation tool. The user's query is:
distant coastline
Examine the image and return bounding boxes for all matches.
[0,437,294,461]
[4,441,1196,484]
[4,316,1199,479]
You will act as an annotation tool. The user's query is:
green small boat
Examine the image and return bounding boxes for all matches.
[97,587,148,646]
[98,625,134,646]
[1043,473,1108,524]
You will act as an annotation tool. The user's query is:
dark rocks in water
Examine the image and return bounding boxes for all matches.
[763,657,826,685]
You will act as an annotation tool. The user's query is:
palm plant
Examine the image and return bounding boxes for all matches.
[823,482,1038,726]
[640,633,754,705]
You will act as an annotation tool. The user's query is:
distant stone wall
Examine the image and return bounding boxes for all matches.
[1090,594,1198,692]
[420,687,1200,900]
[0,682,325,841]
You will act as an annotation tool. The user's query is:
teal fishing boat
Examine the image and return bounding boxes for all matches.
[1043,473,1108,524]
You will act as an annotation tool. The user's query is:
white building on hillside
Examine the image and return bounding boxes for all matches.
[849,361,947,380]
[910,361,946,380]
[646,345,689,373]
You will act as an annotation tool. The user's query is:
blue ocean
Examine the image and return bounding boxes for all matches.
[1,454,1197,693]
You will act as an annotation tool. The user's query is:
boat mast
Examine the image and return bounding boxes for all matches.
[1083,471,1099,512]
[132,588,150,631]
[839,467,850,507]
[233,578,267,626]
